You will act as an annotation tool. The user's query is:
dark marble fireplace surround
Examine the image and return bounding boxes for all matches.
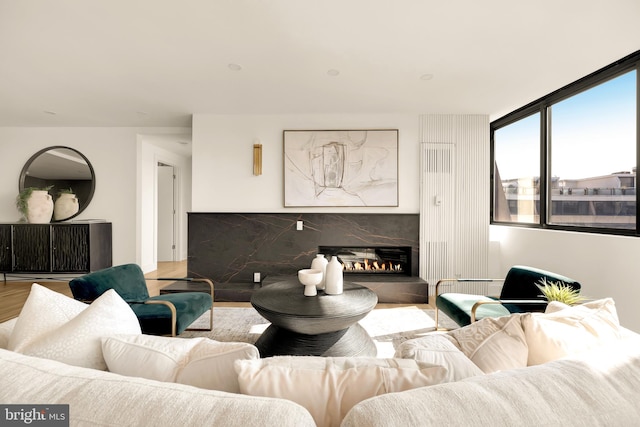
[188,213,427,303]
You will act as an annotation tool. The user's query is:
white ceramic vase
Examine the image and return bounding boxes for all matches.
[26,190,54,224]
[54,193,79,220]
[298,269,322,297]
[324,256,343,295]
[310,254,328,290]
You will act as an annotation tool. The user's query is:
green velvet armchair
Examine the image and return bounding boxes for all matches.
[69,263,213,336]
[435,265,581,329]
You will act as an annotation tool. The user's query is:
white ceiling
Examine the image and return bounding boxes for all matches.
[1,0,639,129]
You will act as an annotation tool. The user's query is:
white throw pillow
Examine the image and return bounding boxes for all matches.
[235,356,448,427]
[8,283,88,351]
[102,334,259,393]
[9,284,141,370]
[446,314,528,373]
[0,318,18,349]
[522,298,623,366]
[545,301,570,313]
[394,333,484,381]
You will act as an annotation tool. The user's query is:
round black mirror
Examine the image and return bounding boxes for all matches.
[19,146,95,222]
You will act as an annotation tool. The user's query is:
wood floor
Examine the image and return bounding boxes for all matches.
[1,261,431,323]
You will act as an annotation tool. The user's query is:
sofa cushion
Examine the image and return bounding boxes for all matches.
[0,348,317,427]
[446,314,528,373]
[8,284,141,370]
[235,356,448,427]
[341,335,640,427]
[544,300,570,313]
[0,318,18,350]
[8,283,88,351]
[102,334,259,393]
[522,298,623,366]
[394,333,484,381]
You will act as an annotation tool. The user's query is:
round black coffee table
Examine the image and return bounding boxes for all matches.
[251,280,378,357]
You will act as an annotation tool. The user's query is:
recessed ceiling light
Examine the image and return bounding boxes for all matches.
[420,74,434,81]
[228,63,243,71]
[327,69,340,77]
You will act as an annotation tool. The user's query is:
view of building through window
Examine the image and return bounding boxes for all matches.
[549,71,636,229]
[492,62,638,232]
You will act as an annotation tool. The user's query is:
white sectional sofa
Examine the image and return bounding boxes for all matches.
[345,338,640,426]
[0,347,316,427]
[2,284,640,426]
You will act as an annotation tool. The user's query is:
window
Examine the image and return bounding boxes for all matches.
[493,113,540,223]
[491,51,639,235]
[549,71,636,229]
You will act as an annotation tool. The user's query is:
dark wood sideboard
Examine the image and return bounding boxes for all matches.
[0,222,112,275]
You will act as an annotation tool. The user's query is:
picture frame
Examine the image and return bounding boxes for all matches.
[283,129,399,207]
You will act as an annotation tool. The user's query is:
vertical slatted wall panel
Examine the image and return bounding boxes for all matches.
[419,115,490,296]
[420,142,456,292]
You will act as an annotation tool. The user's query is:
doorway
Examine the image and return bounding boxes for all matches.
[157,162,176,262]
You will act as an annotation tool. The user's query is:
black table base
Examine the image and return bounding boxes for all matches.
[255,323,377,358]
[251,280,378,357]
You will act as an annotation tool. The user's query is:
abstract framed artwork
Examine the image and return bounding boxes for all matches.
[283,129,399,207]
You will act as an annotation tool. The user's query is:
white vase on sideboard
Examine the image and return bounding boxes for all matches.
[54,193,79,221]
[26,190,54,224]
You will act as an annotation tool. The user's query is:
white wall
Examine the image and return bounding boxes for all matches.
[0,127,188,269]
[491,225,640,332]
[191,114,420,213]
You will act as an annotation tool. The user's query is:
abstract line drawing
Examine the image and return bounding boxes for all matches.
[284,129,398,207]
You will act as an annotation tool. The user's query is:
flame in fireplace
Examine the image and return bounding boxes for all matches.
[319,246,410,275]
[341,258,403,272]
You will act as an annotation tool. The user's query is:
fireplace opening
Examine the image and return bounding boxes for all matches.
[318,246,411,275]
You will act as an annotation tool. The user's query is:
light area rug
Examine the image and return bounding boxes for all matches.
[180,306,458,358]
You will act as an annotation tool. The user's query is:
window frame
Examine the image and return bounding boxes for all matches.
[490,50,640,236]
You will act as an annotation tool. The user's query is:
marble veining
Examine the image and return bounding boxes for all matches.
[188,213,420,284]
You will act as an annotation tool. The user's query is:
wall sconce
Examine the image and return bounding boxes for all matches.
[253,142,262,175]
